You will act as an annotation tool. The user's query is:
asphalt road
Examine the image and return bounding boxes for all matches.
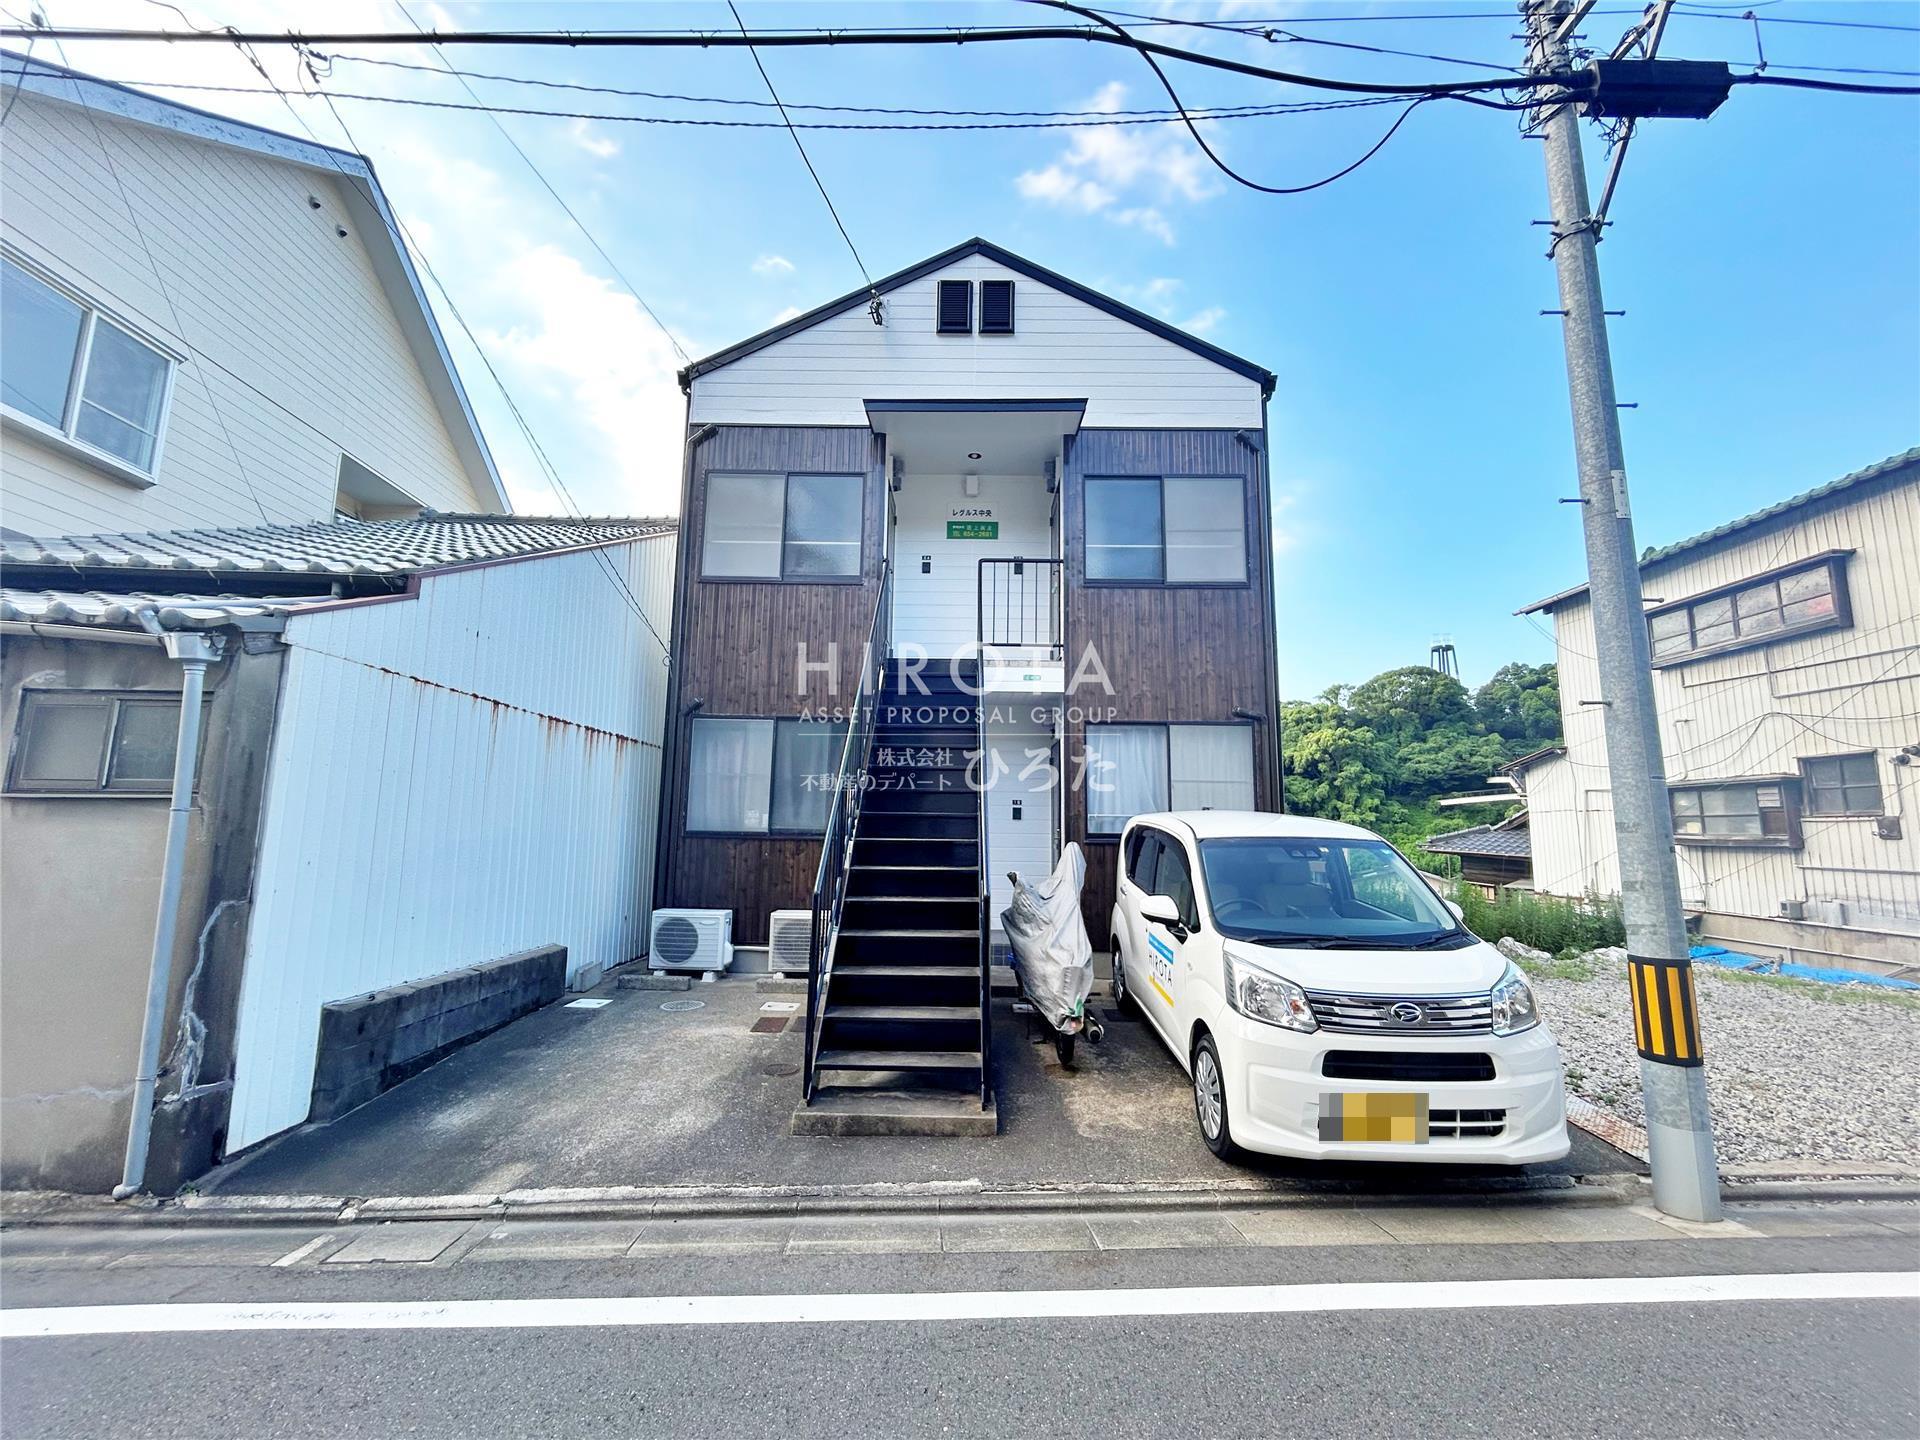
[4,1208,1916,1439]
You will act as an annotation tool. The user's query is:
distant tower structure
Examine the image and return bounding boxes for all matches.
[1429,636,1459,679]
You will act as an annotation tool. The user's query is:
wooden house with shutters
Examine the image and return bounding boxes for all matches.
[656,238,1283,1122]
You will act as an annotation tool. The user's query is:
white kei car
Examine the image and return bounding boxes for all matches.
[1109,812,1570,1166]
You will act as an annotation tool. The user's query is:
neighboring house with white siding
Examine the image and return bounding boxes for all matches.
[1513,448,1920,974]
[0,53,506,534]
[0,59,677,1195]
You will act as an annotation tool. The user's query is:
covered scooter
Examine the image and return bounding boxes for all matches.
[1001,843,1104,1066]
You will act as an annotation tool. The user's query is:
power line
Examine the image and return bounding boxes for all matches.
[1731,72,1920,96]
[727,0,875,309]
[390,4,690,364]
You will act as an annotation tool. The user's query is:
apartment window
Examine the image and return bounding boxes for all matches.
[1670,780,1800,847]
[1085,723,1255,834]
[1647,555,1849,664]
[7,691,192,795]
[685,716,849,834]
[701,472,864,579]
[1084,475,1247,584]
[936,279,972,334]
[1,254,175,476]
[1801,754,1883,816]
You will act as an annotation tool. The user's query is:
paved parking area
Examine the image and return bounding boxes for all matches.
[197,975,1638,1200]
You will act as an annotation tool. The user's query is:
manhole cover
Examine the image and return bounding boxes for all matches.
[751,1017,789,1034]
[659,998,706,1013]
[762,1062,801,1077]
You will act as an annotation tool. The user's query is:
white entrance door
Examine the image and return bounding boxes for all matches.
[892,473,1053,658]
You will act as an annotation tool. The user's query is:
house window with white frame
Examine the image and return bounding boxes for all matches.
[1084,722,1256,834]
[1,254,176,478]
[701,472,864,580]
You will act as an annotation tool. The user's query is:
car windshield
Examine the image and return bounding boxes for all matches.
[1197,836,1465,947]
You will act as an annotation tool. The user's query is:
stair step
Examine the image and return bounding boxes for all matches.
[815,1049,982,1071]
[825,1004,981,1022]
[841,928,979,938]
[851,864,975,872]
[833,964,980,978]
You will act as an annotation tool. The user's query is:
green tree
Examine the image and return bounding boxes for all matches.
[1473,662,1561,746]
[1280,700,1389,826]
[1347,666,1474,743]
[1395,726,1514,800]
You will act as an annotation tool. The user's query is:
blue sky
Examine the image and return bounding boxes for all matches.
[12,1,1917,697]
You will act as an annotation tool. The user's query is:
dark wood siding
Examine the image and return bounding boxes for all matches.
[658,425,886,945]
[1062,428,1281,947]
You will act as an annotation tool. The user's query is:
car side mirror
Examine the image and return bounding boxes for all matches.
[1444,899,1465,924]
[1141,895,1188,934]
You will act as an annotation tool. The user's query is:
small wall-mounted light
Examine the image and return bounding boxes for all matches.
[307,194,322,210]
[967,452,982,461]
[335,225,348,238]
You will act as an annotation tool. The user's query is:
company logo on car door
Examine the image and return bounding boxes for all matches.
[1147,932,1176,1006]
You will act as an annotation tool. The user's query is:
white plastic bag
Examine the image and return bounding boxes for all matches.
[1000,843,1094,1031]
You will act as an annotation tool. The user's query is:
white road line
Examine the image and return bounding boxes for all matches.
[3,1271,1914,1339]
[267,1236,334,1269]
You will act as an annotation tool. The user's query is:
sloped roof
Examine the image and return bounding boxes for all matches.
[0,514,675,579]
[1500,744,1567,775]
[0,589,342,631]
[680,237,1277,396]
[0,52,510,512]
[1519,447,1919,615]
[1423,823,1532,860]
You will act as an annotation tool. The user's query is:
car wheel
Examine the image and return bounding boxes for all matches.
[1109,945,1131,1014]
[1192,1034,1244,1161]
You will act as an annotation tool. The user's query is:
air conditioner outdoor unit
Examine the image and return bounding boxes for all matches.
[767,909,814,977]
[649,908,733,976]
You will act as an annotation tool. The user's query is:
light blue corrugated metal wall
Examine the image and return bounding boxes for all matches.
[225,535,674,1151]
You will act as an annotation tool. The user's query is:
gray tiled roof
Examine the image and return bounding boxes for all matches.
[0,514,676,578]
[1519,446,1919,614]
[1423,824,1533,860]
[0,589,342,630]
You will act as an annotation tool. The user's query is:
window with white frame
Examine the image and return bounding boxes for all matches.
[1085,722,1256,834]
[1,254,175,476]
[685,716,850,834]
[1084,475,1247,584]
[1801,753,1883,816]
[6,691,197,794]
[701,472,864,579]
[1646,556,1849,664]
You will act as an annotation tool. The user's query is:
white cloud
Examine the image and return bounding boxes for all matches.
[771,305,805,323]
[752,254,796,277]
[1013,81,1219,246]
[565,117,620,160]
[1182,306,1227,335]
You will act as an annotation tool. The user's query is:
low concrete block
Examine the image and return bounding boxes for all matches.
[309,945,566,1124]
[617,972,692,991]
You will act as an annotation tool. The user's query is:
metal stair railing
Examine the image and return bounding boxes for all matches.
[803,560,891,1104]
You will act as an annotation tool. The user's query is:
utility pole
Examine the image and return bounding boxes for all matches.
[1523,0,1722,1221]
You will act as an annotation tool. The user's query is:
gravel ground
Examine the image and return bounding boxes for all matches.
[1526,947,1920,1169]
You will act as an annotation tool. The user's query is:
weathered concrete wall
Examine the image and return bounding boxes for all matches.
[308,945,567,1123]
[0,630,280,1193]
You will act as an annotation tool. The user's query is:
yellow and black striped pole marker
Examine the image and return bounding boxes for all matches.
[1627,954,1703,1067]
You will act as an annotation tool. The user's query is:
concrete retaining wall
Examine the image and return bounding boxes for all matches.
[308,945,566,1124]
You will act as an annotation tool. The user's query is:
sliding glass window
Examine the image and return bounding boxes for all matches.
[1085,475,1246,584]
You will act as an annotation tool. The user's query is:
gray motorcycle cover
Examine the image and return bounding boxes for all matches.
[1000,843,1094,1030]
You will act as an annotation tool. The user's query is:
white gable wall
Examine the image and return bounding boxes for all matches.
[689,253,1263,429]
[1,94,490,535]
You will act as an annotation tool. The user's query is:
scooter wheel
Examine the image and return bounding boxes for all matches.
[1053,1031,1077,1067]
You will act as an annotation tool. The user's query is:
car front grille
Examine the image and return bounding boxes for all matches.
[1322,1050,1496,1083]
[1304,989,1493,1036]
[1429,1108,1506,1139]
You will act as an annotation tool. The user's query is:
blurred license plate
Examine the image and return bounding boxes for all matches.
[1319,1092,1429,1143]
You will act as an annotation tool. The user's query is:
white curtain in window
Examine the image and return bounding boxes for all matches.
[1170,725,1255,812]
[702,474,785,577]
[687,718,774,832]
[1087,724,1168,834]
[1163,478,1246,582]
[770,720,849,832]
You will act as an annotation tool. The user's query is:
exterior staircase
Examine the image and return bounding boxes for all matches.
[798,660,994,1133]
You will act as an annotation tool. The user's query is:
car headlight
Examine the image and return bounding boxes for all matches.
[1223,951,1317,1033]
[1490,963,1539,1036]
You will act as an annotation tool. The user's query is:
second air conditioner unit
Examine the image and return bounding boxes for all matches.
[649,908,733,974]
[767,909,815,976]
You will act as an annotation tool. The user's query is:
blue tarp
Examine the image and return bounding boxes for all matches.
[1689,943,1920,991]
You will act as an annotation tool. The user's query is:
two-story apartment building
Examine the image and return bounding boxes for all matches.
[658,238,1282,1118]
[1514,448,1920,974]
[0,56,674,1193]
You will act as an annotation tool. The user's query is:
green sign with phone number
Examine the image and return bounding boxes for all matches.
[947,521,998,540]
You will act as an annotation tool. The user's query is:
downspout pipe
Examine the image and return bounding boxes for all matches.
[113,620,224,1200]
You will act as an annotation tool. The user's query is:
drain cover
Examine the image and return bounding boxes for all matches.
[751,1017,788,1034]
[762,1062,801,1077]
[659,998,707,1013]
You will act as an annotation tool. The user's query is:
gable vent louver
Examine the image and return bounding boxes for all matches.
[980,279,1015,334]
[936,279,972,334]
